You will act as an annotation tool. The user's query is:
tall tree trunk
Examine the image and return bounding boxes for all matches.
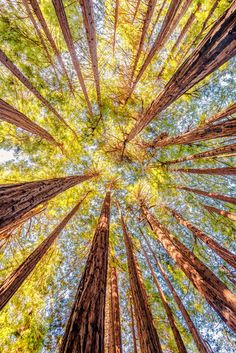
[141,205,236,333]
[163,143,236,166]
[204,102,236,125]
[0,172,97,231]
[141,243,188,353]
[169,208,236,269]
[52,0,93,116]
[202,204,236,222]
[172,167,236,176]
[59,191,111,353]
[113,0,119,54]
[79,0,101,111]
[109,266,123,353]
[0,99,59,147]
[0,193,88,310]
[129,295,138,353]
[29,0,74,93]
[141,230,210,353]
[177,186,236,205]
[120,210,163,353]
[132,0,141,23]
[126,2,236,141]
[147,0,168,46]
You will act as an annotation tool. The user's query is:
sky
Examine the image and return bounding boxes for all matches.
[0,148,14,164]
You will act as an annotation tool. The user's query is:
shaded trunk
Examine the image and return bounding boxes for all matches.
[173,167,236,176]
[170,208,236,269]
[0,194,88,310]
[177,185,236,205]
[202,204,236,222]
[120,211,163,353]
[52,0,93,116]
[126,3,236,141]
[113,0,119,53]
[129,295,138,353]
[205,102,236,125]
[222,266,236,286]
[0,172,97,231]
[147,0,168,46]
[141,244,188,353]
[132,0,141,23]
[59,191,111,353]
[141,205,236,333]
[0,99,59,146]
[141,230,210,353]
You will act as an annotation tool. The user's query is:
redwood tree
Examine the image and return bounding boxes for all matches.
[172,167,236,176]
[177,186,236,205]
[203,204,236,222]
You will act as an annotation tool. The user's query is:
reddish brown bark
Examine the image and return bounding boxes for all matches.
[126,3,236,141]
[0,99,59,146]
[173,167,236,176]
[202,204,236,222]
[52,0,93,116]
[170,208,236,269]
[141,231,210,353]
[205,102,236,125]
[141,205,236,333]
[120,211,163,353]
[177,186,236,205]
[113,0,119,53]
[0,172,97,231]
[0,194,88,310]
[141,244,188,353]
[132,0,141,23]
[147,0,168,45]
[129,295,138,353]
[59,191,111,353]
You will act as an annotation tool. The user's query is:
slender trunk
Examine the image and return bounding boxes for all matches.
[126,3,236,141]
[0,172,97,231]
[120,211,163,353]
[52,0,93,116]
[202,204,236,222]
[177,185,236,205]
[163,143,236,166]
[222,266,236,286]
[113,0,119,54]
[129,295,138,353]
[59,191,111,353]
[141,205,236,333]
[141,244,188,353]
[0,194,88,310]
[147,0,168,46]
[109,266,123,353]
[205,103,236,125]
[132,0,141,23]
[170,208,236,269]
[172,167,236,176]
[141,231,210,353]
[29,0,74,93]
[79,0,101,111]
[0,99,59,146]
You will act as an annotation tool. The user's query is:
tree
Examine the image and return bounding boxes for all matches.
[202,204,236,222]
[176,186,236,205]
[172,167,236,176]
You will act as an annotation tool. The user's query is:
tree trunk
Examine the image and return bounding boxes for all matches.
[0,172,97,231]
[169,208,236,269]
[202,204,236,222]
[59,191,111,353]
[113,0,119,53]
[0,99,59,146]
[126,2,236,141]
[132,0,141,23]
[109,266,123,353]
[0,194,88,310]
[177,186,236,205]
[141,230,210,353]
[129,295,138,353]
[141,244,188,353]
[172,167,236,176]
[141,205,236,333]
[147,0,168,46]
[120,211,163,353]
[52,0,93,116]
[205,102,236,125]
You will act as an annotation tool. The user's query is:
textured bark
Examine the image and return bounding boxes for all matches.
[109,267,123,353]
[142,231,210,353]
[177,186,236,205]
[132,0,141,23]
[0,194,88,310]
[79,0,101,110]
[141,244,188,353]
[113,0,119,53]
[120,211,163,353]
[202,204,236,222]
[129,295,138,353]
[52,0,93,115]
[29,0,74,93]
[205,102,236,125]
[126,2,236,141]
[173,167,236,176]
[0,173,97,231]
[163,143,236,166]
[59,191,111,353]
[141,205,236,333]
[0,99,59,146]
[170,208,236,269]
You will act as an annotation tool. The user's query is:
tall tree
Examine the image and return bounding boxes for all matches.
[176,186,236,205]
[204,102,236,125]
[59,191,111,353]
[0,172,98,231]
[0,193,88,310]
[172,167,236,176]
[140,204,236,332]
[129,294,138,353]
[202,204,236,222]
[126,2,236,141]
[113,0,119,54]
[120,209,163,353]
